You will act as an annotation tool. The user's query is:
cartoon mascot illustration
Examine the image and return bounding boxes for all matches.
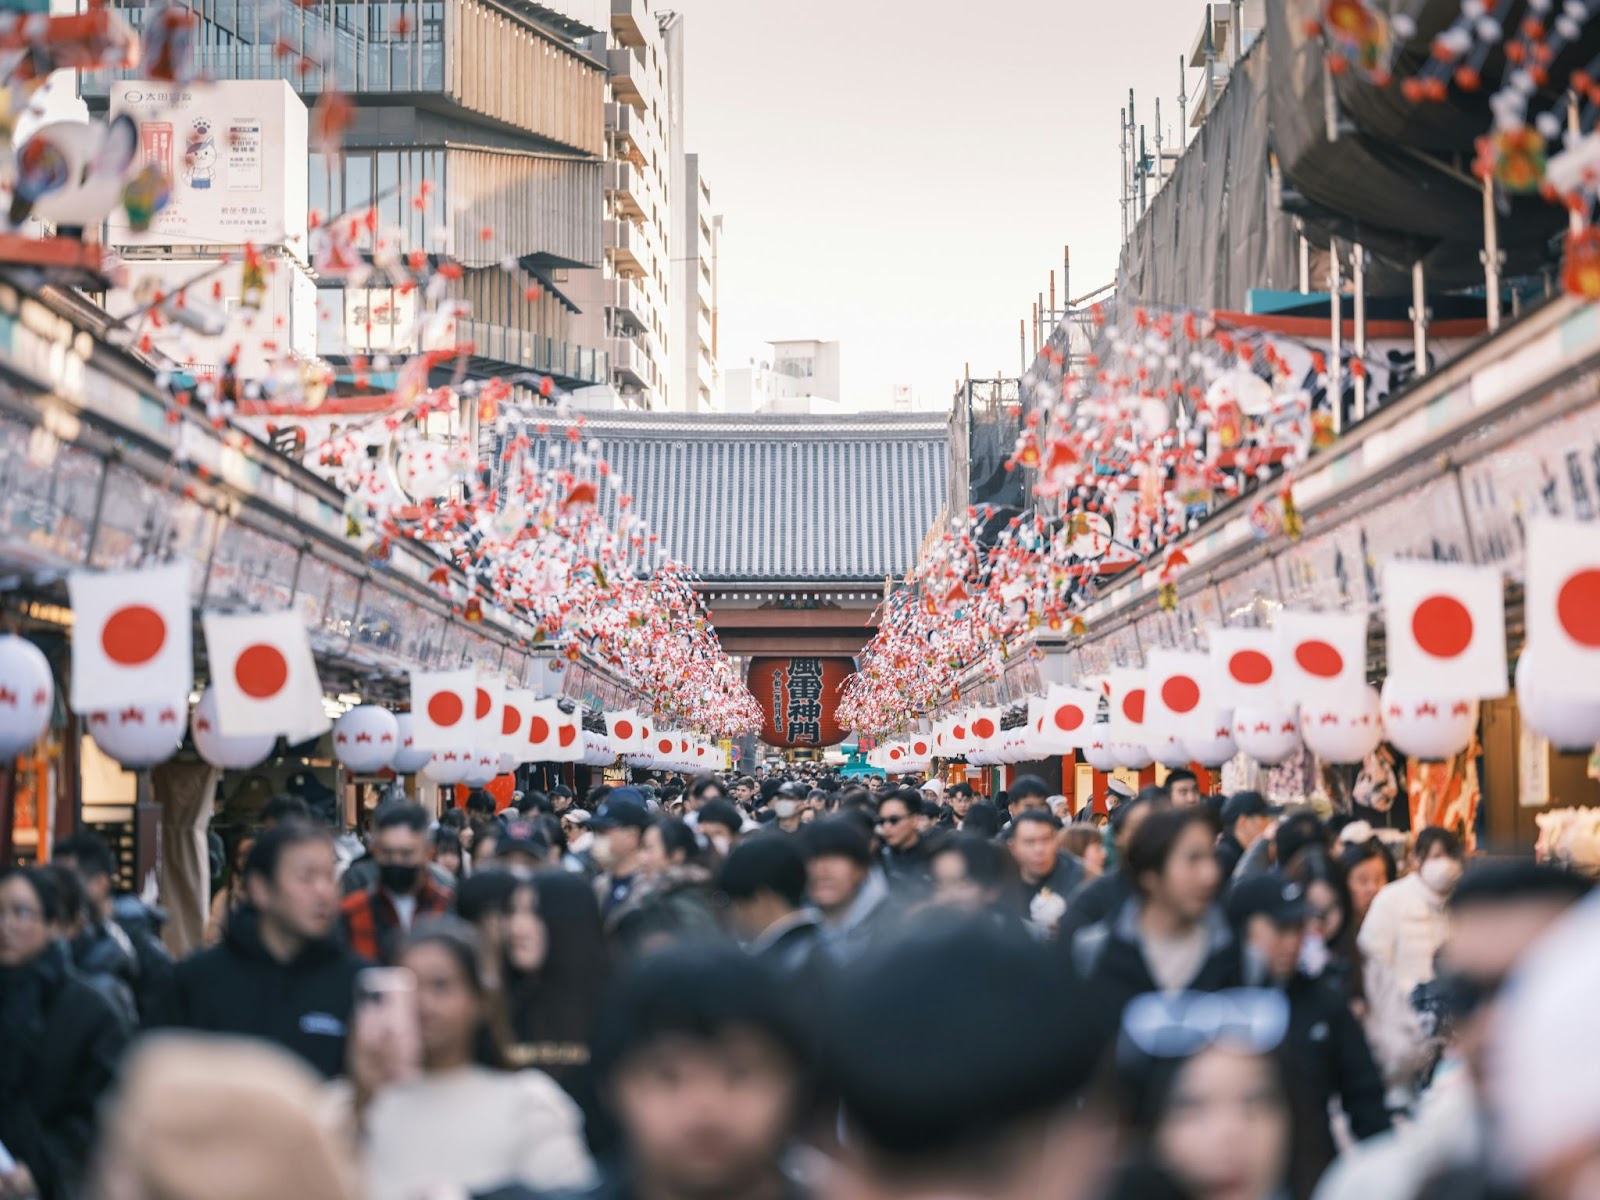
[184,117,215,189]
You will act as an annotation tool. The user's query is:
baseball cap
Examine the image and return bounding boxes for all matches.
[1226,873,1310,926]
[1105,778,1137,801]
[497,820,550,859]
[1222,791,1279,824]
[560,809,591,826]
[590,789,652,830]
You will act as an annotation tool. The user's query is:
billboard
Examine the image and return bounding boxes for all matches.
[107,80,308,251]
[747,657,854,749]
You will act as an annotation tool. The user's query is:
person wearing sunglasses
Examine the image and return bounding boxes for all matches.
[874,789,934,891]
[1066,807,1241,1033]
[1111,988,1311,1200]
[1227,874,1390,1195]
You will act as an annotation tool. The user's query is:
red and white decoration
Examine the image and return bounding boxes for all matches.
[1182,711,1238,767]
[1382,560,1508,699]
[472,677,504,750]
[390,713,434,775]
[967,706,1002,753]
[606,709,646,753]
[582,728,617,766]
[1032,684,1099,753]
[1525,518,1600,699]
[1298,685,1384,765]
[1380,678,1479,761]
[1107,669,1149,744]
[527,698,584,763]
[409,670,476,752]
[1233,706,1302,766]
[0,635,53,758]
[1276,610,1369,706]
[1515,649,1600,750]
[1151,734,1195,769]
[191,686,275,770]
[333,705,401,774]
[1144,649,1212,740]
[499,689,532,756]
[1082,723,1119,772]
[461,749,503,788]
[68,564,193,713]
[86,698,186,768]
[203,612,327,738]
[1209,626,1282,710]
[1113,741,1155,770]
[423,748,473,785]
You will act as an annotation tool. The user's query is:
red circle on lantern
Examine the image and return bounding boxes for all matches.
[1122,688,1146,723]
[501,706,521,736]
[429,692,464,727]
[475,688,492,719]
[1054,704,1085,732]
[1162,675,1200,713]
[659,738,673,753]
[1558,570,1600,647]
[103,605,166,666]
[235,644,288,699]
[557,724,577,747]
[1295,640,1344,678]
[614,719,635,741]
[527,715,551,744]
[973,717,997,738]
[1229,650,1274,685]
[1413,595,1474,658]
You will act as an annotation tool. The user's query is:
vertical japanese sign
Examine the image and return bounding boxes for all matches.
[746,657,854,749]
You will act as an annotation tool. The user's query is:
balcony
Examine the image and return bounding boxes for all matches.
[612,0,649,48]
[455,320,609,386]
[605,218,647,278]
[611,336,648,388]
[608,46,646,111]
[607,102,641,158]
[610,277,646,333]
[605,160,646,220]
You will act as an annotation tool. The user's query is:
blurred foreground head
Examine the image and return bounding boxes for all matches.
[97,1034,359,1200]
[820,917,1115,1200]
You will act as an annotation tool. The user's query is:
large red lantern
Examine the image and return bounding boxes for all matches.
[746,657,854,748]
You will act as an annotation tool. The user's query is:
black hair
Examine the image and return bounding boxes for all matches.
[1009,774,1050,802]
[588,785,614,808]
[51,832,117,881]
[878,788,923,818]
[948,782,975,800]
[455,869,520,924]
[591,941,804,1081]
[803,817,874,867]
[1164,768,1199,789]
[501,871,613,1058]
[439,808,467,832]
[432,828,464,856]
[530,813,567,856]
[961,801,1002,839]
[550,784,575,800]
[242,820,332,884]
[718,834,809,908]
[1125,808,1218,895]
[0,865,64,926]
[373,803,430,835]
[1414,826,1465,864]
[1337,838,1398,888]
[259,794,311,826]
[464,789,498,816]
[37,864,85,926]
[1448,859,1593,912]
[649,816,701,864]
[1284,847,1355,950]
[1008,809,1062,835]
[688,774,726,801]
[932,835,1015,892]
[516,790,552,816]
[1272,808,1328,867]
[401,917,509,1069]
[1109,789,1168,834]
[696,798,743,833]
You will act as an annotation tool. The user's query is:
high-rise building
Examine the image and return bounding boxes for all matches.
[662,15,720,413]
[724,340,842,415]
[604,0,676,409]
[83,0,612,395]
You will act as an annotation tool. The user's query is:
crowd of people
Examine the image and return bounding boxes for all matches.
[2,765,1599,1200]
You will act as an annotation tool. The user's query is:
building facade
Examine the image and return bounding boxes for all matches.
[726,340,843,414]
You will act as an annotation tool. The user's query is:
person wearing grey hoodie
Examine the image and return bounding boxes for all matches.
[801,818,902,964]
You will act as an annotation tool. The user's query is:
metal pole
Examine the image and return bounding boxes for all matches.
[1177,56,1188,148]
[1204,18,1216,127]
[1154,97,1165,186]
[1411,260,1430,377]
[1019,320,1026,375]
[1120,107,1130,243]
[1232,0,1243,63]
[1483,176,1502,333]
[1329,238,1343,436]
[1352,242,1368,421]
[1139,125,1149,216]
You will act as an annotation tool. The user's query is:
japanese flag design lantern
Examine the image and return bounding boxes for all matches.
[191,686,275,770]
[1380,678,1478,761]
[1382,560,1508,700]
[1113,742,1155,770]
[1233,706,1302,766]
[333,705,400,774]
[87,699,186,768]
[390,712,434,775]
[1209,626,1282,710]
[1515,648,1600,751]
[1276,610,1370,707]
[0,634,53,758]
[1525,519,1600,699]
[1082,723,1119,772]
[1298,686,1384,765]
[1151,734,1194,769]
[202,611,327,738]
[68,563,193,712]
[1183,711,1238,768]
[423,748,472,785]
[409,670,475,752]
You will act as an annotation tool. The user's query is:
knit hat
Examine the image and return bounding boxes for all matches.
[101,1034,361,1200]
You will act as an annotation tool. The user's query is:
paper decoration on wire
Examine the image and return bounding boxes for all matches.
[1144,649,1213,740]
[1208,626,1282,710]
[527,698,583,763]
[966,706,1002,752]
[499,689,532,757]
[1382,560,1508,699]
[68,563,193,712]
[606,708,645,753]
[409,668,476,752]
[1525,518,1600,699]
[1275,609,1370,705]
[1107,669,1149,744]
[202,611,327,738]
[472,676,503,750]
[1033,684,1100,752]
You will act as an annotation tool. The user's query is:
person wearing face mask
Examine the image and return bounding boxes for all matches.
[694,799,745,862]
[340,804,455,965]
[559,809,599,877]
[770,781,806,833]
[588,790,654,918]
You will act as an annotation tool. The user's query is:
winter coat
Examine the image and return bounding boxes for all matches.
[159,905,365,1078]
[110,895,175,1023]
[818,869,904,964]
[0,941,129,1200]
[68,920,139,1028]
[1022,853,1087,906]
[1357,873,1450,1090]
[1312,1060,1480,1200]
[601,865,720,950]
[339,875,455,965]
[1059,867,1134,940]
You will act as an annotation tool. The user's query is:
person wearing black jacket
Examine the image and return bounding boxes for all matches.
[874,789,934,892]
[1216,791,1276,882]
[159,822,364,1079]
[1228,872,1390,1197]
[1060,789,1168,939]
[719,836,833,1012]
[0,866,129,1200]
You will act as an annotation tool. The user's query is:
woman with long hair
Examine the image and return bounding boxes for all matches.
[341,918,596,1200]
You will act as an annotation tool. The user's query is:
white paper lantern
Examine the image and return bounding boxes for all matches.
[87,698,186,768]
[422,749,472,785]
[1082,726,1119,772]
[461,750,502,788]
[1515,649,1600,751]
[191,686,275,770]
[1233,706,1302,766]
[1183,710,1238,767]
[1151,734,1194,769]
[0,634,52,758]
[496,752,518,775]
[390,713,433,775]
[1298,686,1383,765]
[1380,678,1478,761]
[333,705,401,774]
[1113,741,1155,770]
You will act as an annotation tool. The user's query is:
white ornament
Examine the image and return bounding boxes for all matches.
[1082,727,1119,772]
[461,750,501,788]
[0,635,52,758]
[1233,706,1302,766]
[390,712,433,775]
[1113,741,1155,770]
[1515,648,1600,751]
[191,686,274,770]
[333,705,401,774]
[1183,710,1238,767]
[422,749,472,785]
[1298,686,1384,765]
[1379,678,1478,761]
[87,698,186,768]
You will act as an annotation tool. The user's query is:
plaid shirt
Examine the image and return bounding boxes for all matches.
[339,875,454,964]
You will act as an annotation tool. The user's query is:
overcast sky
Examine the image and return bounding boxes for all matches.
[672,0,1210,410]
